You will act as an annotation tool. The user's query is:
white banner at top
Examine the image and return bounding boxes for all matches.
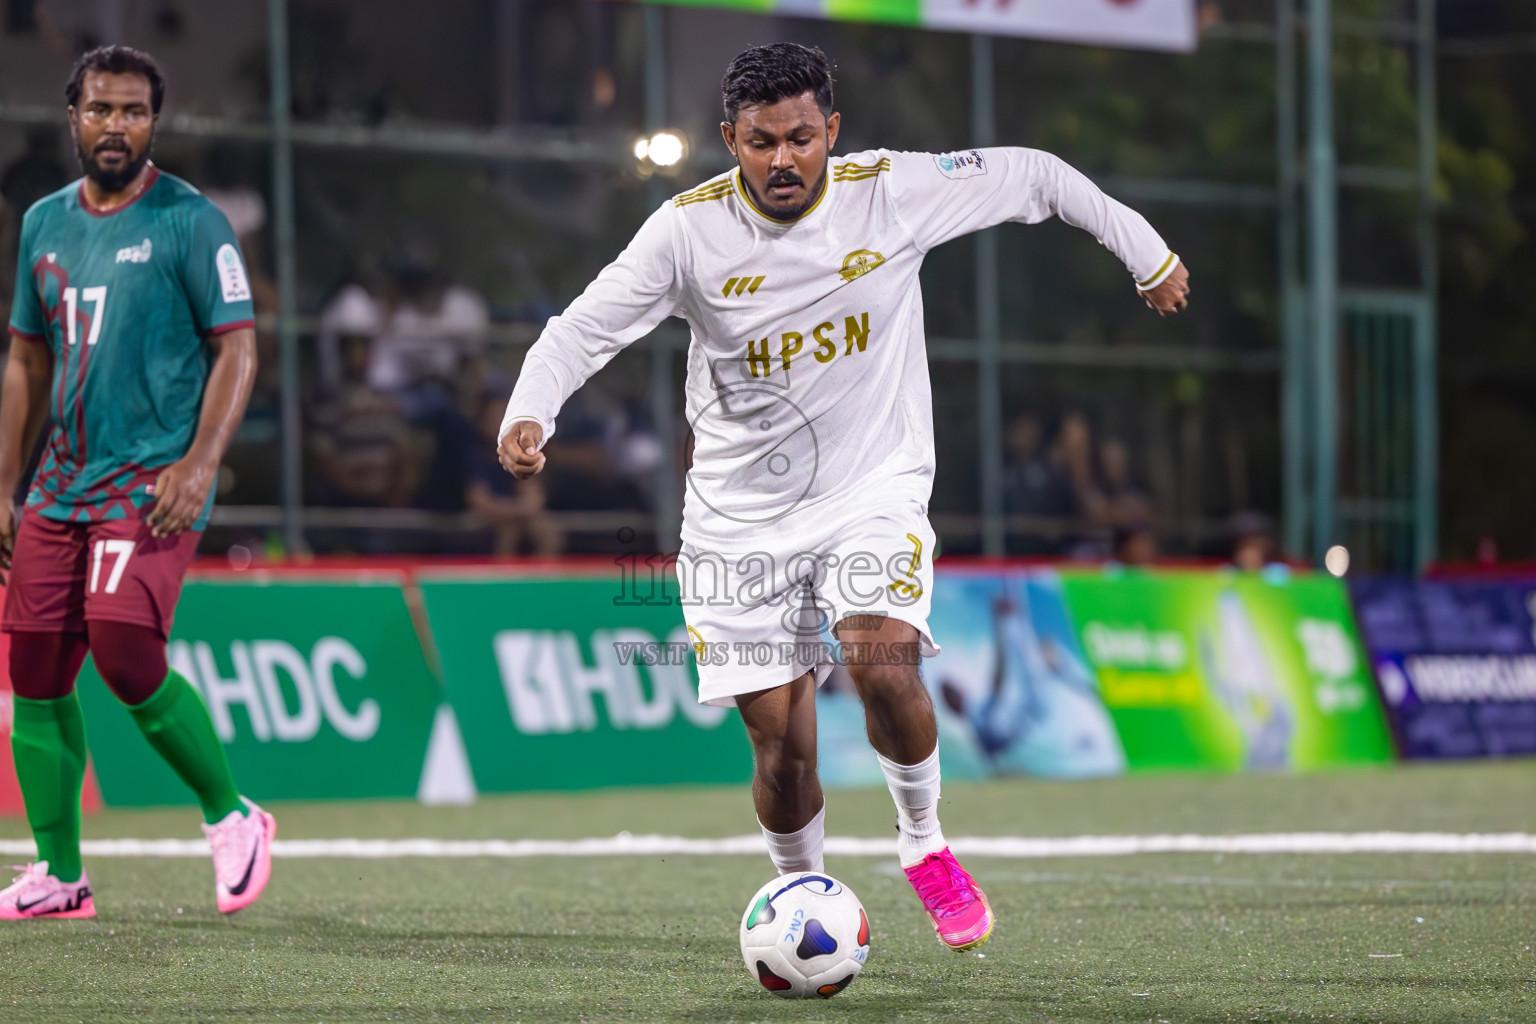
[920,0,1197,53]
[642,1,1198,54]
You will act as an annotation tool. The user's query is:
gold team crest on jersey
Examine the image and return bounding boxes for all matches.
[687,626,708,660]
[838,249,885,282]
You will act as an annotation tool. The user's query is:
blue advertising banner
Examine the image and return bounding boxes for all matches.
[924,570,1127,779]
[1351,577,1536,758]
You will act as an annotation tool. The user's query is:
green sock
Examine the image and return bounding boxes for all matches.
[10,694,88,883]
[127,670,245,825]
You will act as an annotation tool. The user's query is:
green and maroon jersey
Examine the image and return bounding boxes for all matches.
[8,168,254,528]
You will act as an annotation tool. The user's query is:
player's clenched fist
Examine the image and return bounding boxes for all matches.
[1142,261,1190,317]
[499,420,546,479]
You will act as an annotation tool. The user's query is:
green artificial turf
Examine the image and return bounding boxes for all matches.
[0,761,1530,1023]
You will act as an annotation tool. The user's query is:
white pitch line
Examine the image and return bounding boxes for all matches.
[0,832,1532,859]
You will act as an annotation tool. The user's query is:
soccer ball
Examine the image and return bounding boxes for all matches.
[738,871,870,999]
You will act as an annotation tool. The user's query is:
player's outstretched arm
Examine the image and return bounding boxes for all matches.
[146,327,257,538]
[891,147,1189,316]
[0,334,54,579]
[1017,150,1191,316]
[499,202,682,475]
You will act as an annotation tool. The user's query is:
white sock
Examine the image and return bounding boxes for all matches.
[759,803,826,874]
[877,746,947,868]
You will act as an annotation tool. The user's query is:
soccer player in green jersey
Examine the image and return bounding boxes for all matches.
[0,46,275,919]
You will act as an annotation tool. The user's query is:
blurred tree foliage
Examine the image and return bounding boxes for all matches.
[1436,0,1535,561]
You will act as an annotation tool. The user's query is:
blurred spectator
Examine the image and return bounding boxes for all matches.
[1112,519,1159,567]
[1229,510,1277,572]
[1048,411,1110,558]
[1093,437,1154,530]
[1053,412,1098,519]
[207,185,282,507]
[465,394,563,556]
[541,385,656,517]
[1003,412,1084,555]
[308,315,420,509]
[1002,413,1075,519]
[370,253,490,420]
[350,256,490,521]
[319,283,385,395]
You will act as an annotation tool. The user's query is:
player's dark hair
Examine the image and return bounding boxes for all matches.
[65,45,165,115]
[721,43,834,124]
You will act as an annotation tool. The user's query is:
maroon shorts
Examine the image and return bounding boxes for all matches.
[1,509,201,639]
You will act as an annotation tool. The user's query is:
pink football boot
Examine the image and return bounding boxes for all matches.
[202,798,276,914]
[0,862,95,920]
[903,848,994,950]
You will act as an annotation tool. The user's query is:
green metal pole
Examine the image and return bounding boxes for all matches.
[643,6,665,132]
[1306,0,1338,566]
[973,33,1003,557]
[268,0,303,556]
[644,5,680,553]
[1278,0,1309,559]
[1414,0,1438,572]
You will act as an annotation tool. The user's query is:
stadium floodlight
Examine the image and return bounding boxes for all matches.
[647,131,685,166]
[635,130,687,171]
[1324,545,1350,577]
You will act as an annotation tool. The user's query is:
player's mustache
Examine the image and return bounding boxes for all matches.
[766,171,804,189]
[94,139,130,153]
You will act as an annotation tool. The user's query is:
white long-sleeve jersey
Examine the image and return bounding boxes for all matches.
[503,147,1178,547]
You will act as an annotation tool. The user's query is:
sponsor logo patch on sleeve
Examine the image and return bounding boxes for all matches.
[934,149,987,180]
[216,243,252,303]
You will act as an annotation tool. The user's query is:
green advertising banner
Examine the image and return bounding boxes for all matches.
[67,565,1391,808]
[1056,570,1395,771]
[418,573,752,792]
[76,577,445,806]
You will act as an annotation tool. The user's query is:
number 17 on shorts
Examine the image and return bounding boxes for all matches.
[1,510,202,638]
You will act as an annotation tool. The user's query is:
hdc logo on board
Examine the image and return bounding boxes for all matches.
[492,626,726,735]
[168,637,381,744]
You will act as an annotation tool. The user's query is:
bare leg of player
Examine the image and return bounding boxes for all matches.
[835,617,938,765]
[738,674,826,874]
[836,615,996,951]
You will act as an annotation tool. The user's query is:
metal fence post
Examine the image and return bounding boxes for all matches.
[1306,0,1338,566]
[268,0,303,555]
[973,33,1003,557]
[644,5,681,553]
[1415,0,1439,572]
[1278,0,1309,560]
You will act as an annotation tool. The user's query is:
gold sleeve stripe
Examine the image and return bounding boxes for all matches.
[674,184,733,205]
[1136,252,1179,289]
[834,158,891,174]
[674,183,736,208]
[832,159,891,181]
[675,191,733,208]
[675,178,732,200]
[676,194,732,209]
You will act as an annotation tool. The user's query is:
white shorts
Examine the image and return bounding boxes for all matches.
[677,499,940,706]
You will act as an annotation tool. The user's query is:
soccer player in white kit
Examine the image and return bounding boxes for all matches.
[500,43,1190,953]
